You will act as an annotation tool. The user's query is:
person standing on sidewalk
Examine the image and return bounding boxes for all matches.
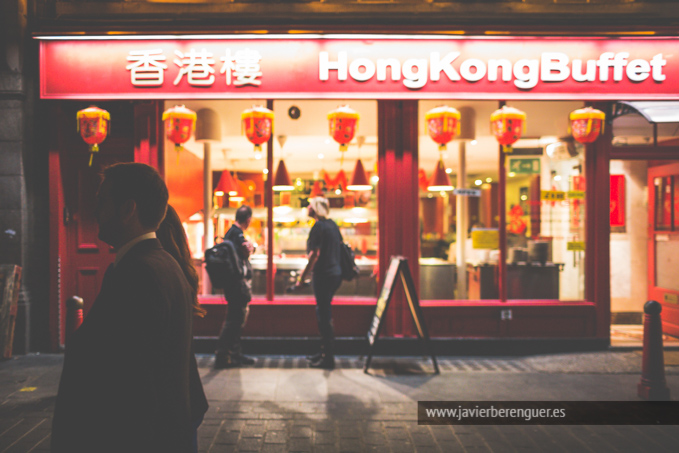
[52,163,197,452]
[295,197,343,369]
[156,204,209,453]
[214,205,256,369]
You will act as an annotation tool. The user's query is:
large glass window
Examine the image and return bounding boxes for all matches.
[164,99,378,299]
[272,100,378,298]
[419,100,587,301]
[418,101,500,300]
[506,101,585,301]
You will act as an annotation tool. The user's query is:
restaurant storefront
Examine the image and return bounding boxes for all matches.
[39,35,679,351]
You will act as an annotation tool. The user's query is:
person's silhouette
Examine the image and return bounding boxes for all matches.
[52,163,199,453]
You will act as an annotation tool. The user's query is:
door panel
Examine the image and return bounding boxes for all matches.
[648,161,679,337]
[50,101,137,347]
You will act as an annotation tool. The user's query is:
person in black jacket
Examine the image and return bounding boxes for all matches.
[295,197,343,369]
[214,205,256,368]
[52,163,197,453]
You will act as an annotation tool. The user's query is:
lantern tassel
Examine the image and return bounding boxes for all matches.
[89,153,94,167]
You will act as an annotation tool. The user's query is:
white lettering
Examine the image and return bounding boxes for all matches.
[349,58,376,82]
[376,58,401,81]
[315,49,666,91]
[541,52,570,82]
[613,52,629,81]
[488,59,512,82]
[430,52,461,81]
[403,59,428,89]
[319,51,347,81]
[626,59,650,82]
[597,52,615,82]
[460,59,486,82]
[126,49,167,86]
[572,59,596,82]
[513,59,539,89]
[651,53,667,81]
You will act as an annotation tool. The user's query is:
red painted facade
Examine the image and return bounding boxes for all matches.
[41,35,679,351]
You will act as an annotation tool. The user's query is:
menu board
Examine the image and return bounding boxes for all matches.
[364,257,438,374]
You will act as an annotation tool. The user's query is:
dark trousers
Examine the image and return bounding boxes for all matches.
[312,272,342,356]
[216,295,250,356]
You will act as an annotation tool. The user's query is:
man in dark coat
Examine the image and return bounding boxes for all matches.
[214,205,255,368]
[52,163,199,453]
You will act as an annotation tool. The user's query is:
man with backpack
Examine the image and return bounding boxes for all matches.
[214,205,256,369]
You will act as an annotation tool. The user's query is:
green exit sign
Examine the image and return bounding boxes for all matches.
[509,158,541,175]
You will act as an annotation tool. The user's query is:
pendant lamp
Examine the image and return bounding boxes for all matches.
[273,159,293,191]
[215,169,239,197]
[347,159,372,191]
[427,160,453,191]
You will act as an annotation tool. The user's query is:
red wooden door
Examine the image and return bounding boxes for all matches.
[648,161,679,337]
[49,102,136,349]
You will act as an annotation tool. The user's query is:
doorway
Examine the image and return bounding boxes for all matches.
[648,161,679,337]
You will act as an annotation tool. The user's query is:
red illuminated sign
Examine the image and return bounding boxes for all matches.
[39,36,679,100]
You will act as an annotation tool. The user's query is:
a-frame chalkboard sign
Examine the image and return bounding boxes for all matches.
[364,256,439,374]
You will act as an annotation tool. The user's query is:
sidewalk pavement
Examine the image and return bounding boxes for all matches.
[1,351,679,452]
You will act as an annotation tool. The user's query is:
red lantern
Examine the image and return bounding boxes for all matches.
[490,106,526,152]
[162,105,196,157]
[425,106,461,151]
[570,107,605,143]
[328,106,359,156]
[241,106,274,153]
[76,106,110,166]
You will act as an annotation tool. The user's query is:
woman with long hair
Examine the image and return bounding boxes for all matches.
[156,205,207,318]
[156,204,207,452]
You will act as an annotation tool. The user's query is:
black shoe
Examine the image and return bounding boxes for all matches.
[236,354,255,366]
[306,352,323,362]
[213,353,238,369]
[309,354,335,370]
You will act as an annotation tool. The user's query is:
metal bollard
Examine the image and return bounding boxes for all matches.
[65,296,84,343]
[637,300,670,401]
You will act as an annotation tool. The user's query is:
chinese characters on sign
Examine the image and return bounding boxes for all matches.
[126,48,263,87]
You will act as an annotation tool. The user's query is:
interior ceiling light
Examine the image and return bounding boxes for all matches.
[347,159,372,191]
[427,160,453,191]
[273,159,294,192]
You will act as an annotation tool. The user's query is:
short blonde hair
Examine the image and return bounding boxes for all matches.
[308,197,330,218]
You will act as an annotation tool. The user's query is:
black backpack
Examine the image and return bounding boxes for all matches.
[204,240,242,289]
[339,235,360,281]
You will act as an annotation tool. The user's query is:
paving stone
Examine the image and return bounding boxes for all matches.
[385,427,410,440]
[339,438,364,452]
[214,430,240,445]
[314,431,337,444]
[429,425,456,442]
[237,437,263,451]
[241,425,266,438]
[389,441,416,453]
[314,421,336,432]
[291,425,313,438]
[364,432,387,445]
[338,425,362,438]
[266,419,288,430]
[410,432,437,447]
[413,446,440,453]
[288,437,313,451]
[261,443,290,453]
[264,430,287,444]
[312,445,338,453]
[437,440,466,453]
